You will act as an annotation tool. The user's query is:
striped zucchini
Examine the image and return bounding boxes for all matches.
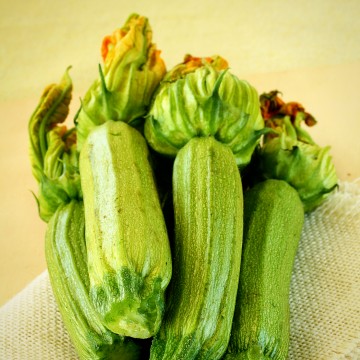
[45,200,143,359]
[150,136,243,359]
[79,120,172,339]
[224,179,304,360]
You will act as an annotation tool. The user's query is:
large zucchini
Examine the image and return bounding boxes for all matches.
[224,179,304,359]
[45,200,142,359]
[144,55,265,359]
[150,136,243,359]
[79,120,172,339]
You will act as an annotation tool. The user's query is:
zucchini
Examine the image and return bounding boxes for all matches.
[45,200,143,359]
[144,55,265,359]
[150,136,243,359]
[224,179,304,360]
[79,120,172,339]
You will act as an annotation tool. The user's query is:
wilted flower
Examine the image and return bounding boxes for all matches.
[260,90,317,129]
[257,91,338,211]
[145,55,266,168]
[76,13,166,150]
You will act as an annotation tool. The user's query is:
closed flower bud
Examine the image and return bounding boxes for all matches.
[145,55,266,168]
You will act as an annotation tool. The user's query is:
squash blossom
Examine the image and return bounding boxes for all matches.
[75,13,166,150]
[145,54,265,169]
[28,68,81,222]
[258,91,338,212]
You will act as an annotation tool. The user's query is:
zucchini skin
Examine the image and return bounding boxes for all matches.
[150,136,243,360]
[79,120,172,339]
[45,200,142,359]
[224,179,304,360]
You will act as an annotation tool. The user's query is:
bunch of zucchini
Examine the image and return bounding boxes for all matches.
[28,14,338,360]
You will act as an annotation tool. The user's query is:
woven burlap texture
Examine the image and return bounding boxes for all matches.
[1,181,359,360]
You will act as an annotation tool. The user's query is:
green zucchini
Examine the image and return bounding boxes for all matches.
[224,179,304,360]
[150,136,243,359]
[79,120,172,339]
[45,200,143,359]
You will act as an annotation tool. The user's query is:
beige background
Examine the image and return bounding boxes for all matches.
[1,0,360,306]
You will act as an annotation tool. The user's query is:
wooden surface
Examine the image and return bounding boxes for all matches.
[1,0,360,306]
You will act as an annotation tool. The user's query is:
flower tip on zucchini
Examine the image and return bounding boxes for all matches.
[256,90,338,212]
[76,14,166,150]
[145,54,265,168]
[101,13,166,82]
[28,68,82,222]
[163,54,229,82]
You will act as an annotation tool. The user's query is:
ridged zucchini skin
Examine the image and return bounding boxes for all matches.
[79,120,172,339]
[224,179,304,360]
[45,200,142,359]
[150,136,243,360]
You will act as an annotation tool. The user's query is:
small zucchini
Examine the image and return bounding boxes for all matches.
[224,179,304,360]
[45,200,143,359]
[80,120,172,339]
[150,136,243,359]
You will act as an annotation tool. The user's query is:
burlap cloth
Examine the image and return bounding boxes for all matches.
[1,181,359,360]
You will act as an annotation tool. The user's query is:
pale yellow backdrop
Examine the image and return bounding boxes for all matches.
[0,0,359,305]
